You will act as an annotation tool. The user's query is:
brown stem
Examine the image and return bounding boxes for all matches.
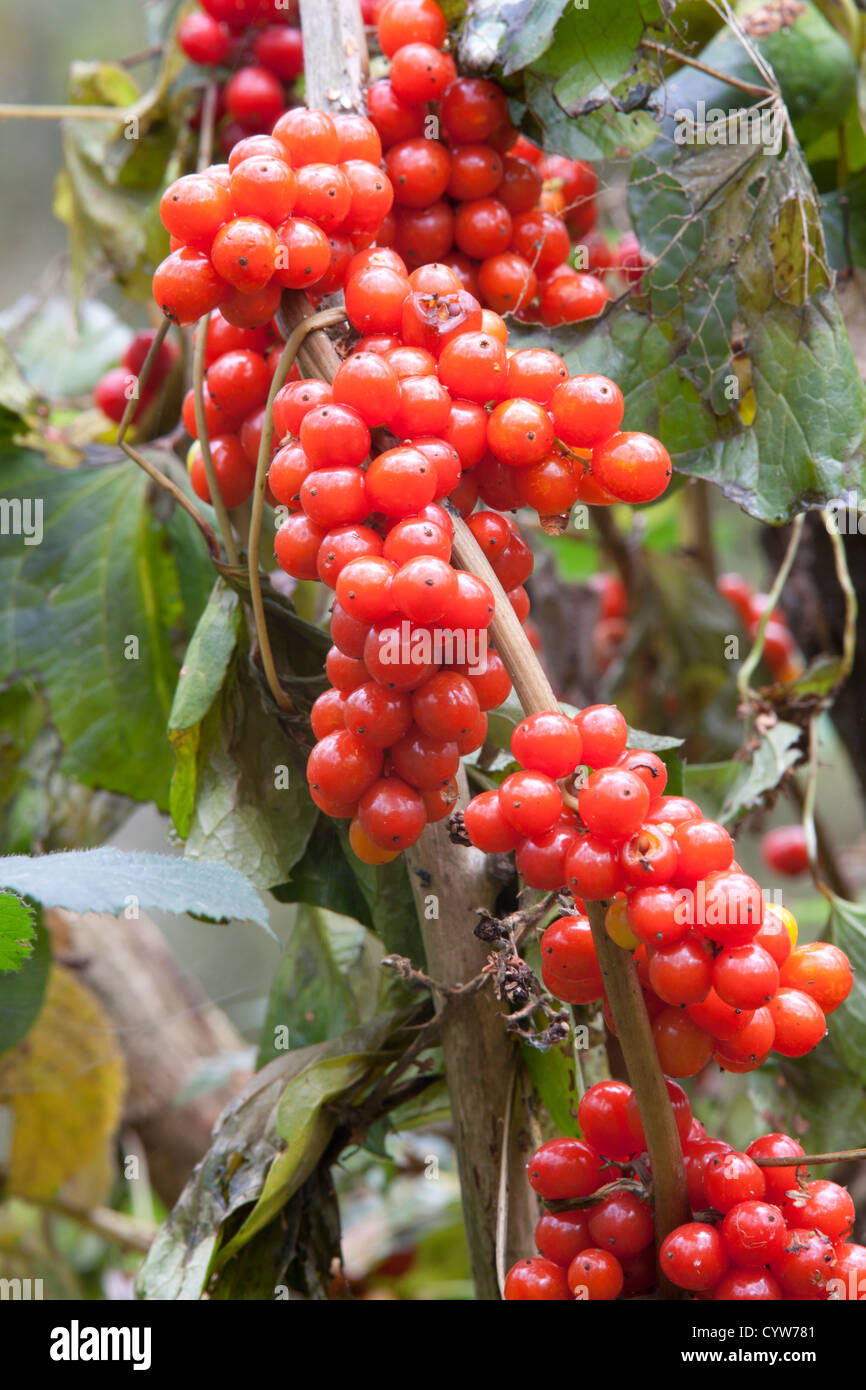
[248,306,346,712]
[754,1147,866,1167]
[448,511,691,1294]
[192,313,241,567]
[639,38,774,97]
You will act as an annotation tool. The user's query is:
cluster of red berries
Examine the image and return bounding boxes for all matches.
[505,1078,865,1300]
[93,328,179,427]
[364,0,638,327]
[177,0,304,155]
[717,571,803,684]
[463,705,853,1076]
[152,106,394,328]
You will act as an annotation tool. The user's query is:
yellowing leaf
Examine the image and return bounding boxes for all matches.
[0,965,125,1200]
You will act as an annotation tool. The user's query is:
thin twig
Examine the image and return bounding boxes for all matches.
[495,1058,520,1299]
[115,318,221,559]
[193,313,241,567]
[821,508,858,687]
[197,79,218,173]
[639,38,774,98]
[45,1198,157,1254]
[0,103,138,120]
[248,305,346,712]
[737,513,805,703]
[754,1147,866,1167]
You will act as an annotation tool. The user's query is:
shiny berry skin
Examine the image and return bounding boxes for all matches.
[152,248,227,324]
[625,1078,693,1149]
[212,216,278,292]
[549,375,624,449]
[652,1008,714,1077]
[527,1136,602,1200]
[577,1080,638,1160]
[305,730,381,804]
[217,281,282,330]
[660,1222,729,1291]
[713,1006,775,1071]
[335,556,397,624]
[540,915,603,1005]
[565,834,621,901]
[486,398,554,466]
[592,431,672,505]
[721,1200,786,1268]
[499,770,562,837]
[344,683,411,749]
[510,210,570,277]
[224,66,284,131]
[648,934,714,1006]
[383,516,451,565]
[578,768,650,842]
[713,1268,782,1300]
[317,525,383,588]
[768,987,827,1056]
[516,821,576,890]
[744,1132,805,1203]
[357,776,426,851]
[389,42,455,103]
[376,0,447,57]
[603,897,640,949]
[455,650,511,711]
[753,904,794,967]
[782,1180,855,1242]
[159,174,232,246]
[535,1210,591,1267]
[390,728,459,790]
[770,1228,836,1301]
[333,112,382,164]
[712,943,779,1010]
[503,1257,570,1301]
[463,790,522,853]
[273,216,332,289]
[187,435,255,509]
[567,1248,624,1301]
[437,331,508,403]
[779,942,853,1014]
[540,270,608,326]
[412,673,480,741]
[331,353,401,427]
[440,77,509,144]
[704,1151,766,1213]
[515,451,581,516]
[588,1191,654,1257]
[206,348,270,415]
[683,1138,732,1210]
[833,1243,866,1298]
[615,749,668,800]
[366,445,438,517]
[761,824,809,876]
[686,987,753,1042]
[230,157,297,227]
[345,264,410,334]
[385,137,451,211]
[511,712,583,779]
[272,378,333,438]
[272,107,339,167]
[673,819,734,885]
[178,11,231,64]
[695,871,764,947]
[274,513,326,580]
[348,816,400,865]
[299,403,370,469]
[627,884,690,948]
[574,705,628,769]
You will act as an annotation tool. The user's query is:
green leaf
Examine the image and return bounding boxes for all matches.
[683,759,742,823]
[0,453,211,810]
[0,892,35,974]
[721,721,804,824]
[827,895,866,1082]
[222,1016,410,1262]
[257,906,395,1065]
[0,846,271,933]
[272,816,374,924]
[138,1013,411,1298]
[821,172,866,271]
[523,1041,581,1137]
[335,822,426,960]
[0,298,133,398]
[168,579,242,838]
[183,659,319,891]
[0,912,50,1056]
[512,136,866,523]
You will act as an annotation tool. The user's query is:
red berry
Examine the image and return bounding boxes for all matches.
[659,1222,729,1291]
[528,1136,602,1200]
